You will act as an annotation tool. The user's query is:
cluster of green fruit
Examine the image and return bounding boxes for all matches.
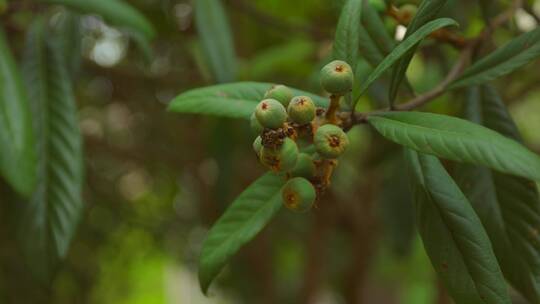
[250,60,354,212]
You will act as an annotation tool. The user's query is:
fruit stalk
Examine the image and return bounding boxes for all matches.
[325,94,341,124]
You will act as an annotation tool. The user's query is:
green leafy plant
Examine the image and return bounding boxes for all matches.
[1,0,540,303]
[167,0,540,301]
[0,0,154,284]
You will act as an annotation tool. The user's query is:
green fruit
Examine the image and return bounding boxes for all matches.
[291,153,316,178]
[255,99,288,129]
[320,60,354,95]
[314,124,349,159]
[259,138,298,172]
[287,96,316,125]
[264,85,293,107]
[253,136,263,156]
[250,112,264,134]
[281,177,316,212]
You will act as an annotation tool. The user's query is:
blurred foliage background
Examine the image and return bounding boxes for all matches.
[1,0,540,303]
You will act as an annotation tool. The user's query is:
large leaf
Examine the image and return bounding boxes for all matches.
[0,27,36,196]
[199,173,284,294]
[42,0,155,39]
[18,22,84,282]
[168,82,328,119]
[455,85,540,303]
[367,111,540,181]
[194,0,237,83]
[406,150,511,304]
[389,0,449,104]
[358,18,458,95]
[333,0,362,71]
[450,27,540,88]
[54,12,82,78]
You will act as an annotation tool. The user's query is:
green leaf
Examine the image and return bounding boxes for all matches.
[18,21,84,282]
[199,173,285,294]
[455,85,540,303]
[361,0,395,57]
[355,2,415,101]
[333,0,362,71]
[0,26,36,196]
[450,27,540,89]
[41,0,155,39]
[53,12,82,78]
[389,0,449,104]
[378,151,415,256]
[168,82,328,119]
[405,150,511,304]
[367,111,540,181]
[358,18,458,95]
[194,0,237,83]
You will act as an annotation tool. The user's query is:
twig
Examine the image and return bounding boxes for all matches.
[342,0,522,129]
[387,5,467,49]
[394,46,471,111]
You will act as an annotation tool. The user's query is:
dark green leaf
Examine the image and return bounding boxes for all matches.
[358,18,458,95]
[455,85,540,303]
[42,0,155,39]
[53,12,82,78]
[450,27,540,88]
[168,82,328,119]
[0,27,37,196]
[406,150,511,304]
[377,152,415,256]
[355,2,415,101]
[199,173,284,294]
[361,0,395,56]
[18,21,84,282]
[333,0,362,71]
[367,111,540,181]
[194,0,237,83]
[389,0,449,104]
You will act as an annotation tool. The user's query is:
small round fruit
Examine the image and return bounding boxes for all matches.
[253,136,263,156]
[250,112,264,134]
[291,153,316,178]
[264,85,293,107]
[259,138,298,172]
[255,99,288,129]
[314,124,349,159]
[281,177,316,212]
[320,60,354,95]
[288,96,316,125]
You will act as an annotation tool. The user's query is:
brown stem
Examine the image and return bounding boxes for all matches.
[387,5,467,50]
[325,95,342,125]
[343,1,521,129]
[394,46,472,111]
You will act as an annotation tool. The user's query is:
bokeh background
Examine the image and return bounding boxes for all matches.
[1,0,540,303]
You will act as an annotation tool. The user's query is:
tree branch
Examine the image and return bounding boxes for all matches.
[342,1,521,130]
